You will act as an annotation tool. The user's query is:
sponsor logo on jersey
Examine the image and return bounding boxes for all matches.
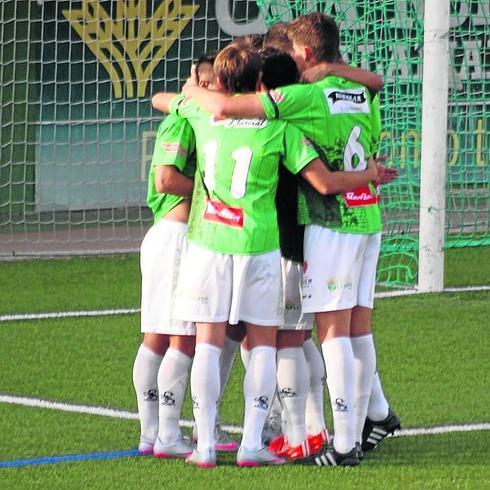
[342,185,379,207]
[204,198,245,228]
[210,117,268,129]
[324,88,370,114]
[162,143,187,156]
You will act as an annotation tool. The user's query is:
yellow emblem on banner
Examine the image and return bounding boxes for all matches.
[62,0,199,98]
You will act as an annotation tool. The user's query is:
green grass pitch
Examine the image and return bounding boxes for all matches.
[0,247,489,488]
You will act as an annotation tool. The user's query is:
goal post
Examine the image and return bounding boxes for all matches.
[418,0,450,292]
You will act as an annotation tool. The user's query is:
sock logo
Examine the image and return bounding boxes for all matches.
[192,396,199,409]
[254,395,269,411]
[144,389,158,402]
[160,391,176,406]
[334,398,348,412]
[280,387,296,398]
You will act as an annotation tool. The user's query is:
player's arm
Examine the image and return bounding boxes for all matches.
[151,92,180,113]
[181,66,264,118]
[301,63,383,93]
[300,157,379,195]
[182,85,265,119]
[154,165,193,196]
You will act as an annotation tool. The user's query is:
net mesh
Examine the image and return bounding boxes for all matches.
[257,0,489,286]
[0,0,256,257]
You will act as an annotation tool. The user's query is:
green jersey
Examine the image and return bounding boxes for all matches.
[147,114,196,224]
[170,95,319,255]
[259,76,382,234]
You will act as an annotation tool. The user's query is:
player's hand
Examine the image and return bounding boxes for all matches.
[375,155,399,185]
[367,157,379,182]
[182,64,199,94]
[301,62,334,83]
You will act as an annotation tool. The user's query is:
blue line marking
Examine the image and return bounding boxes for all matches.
[0,449,140,468]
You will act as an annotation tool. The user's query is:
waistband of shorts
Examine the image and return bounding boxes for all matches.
[155,218,188,232]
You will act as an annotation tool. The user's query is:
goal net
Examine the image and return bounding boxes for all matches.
[1,1,488,289]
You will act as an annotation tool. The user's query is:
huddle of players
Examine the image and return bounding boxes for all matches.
[132,13,401,469]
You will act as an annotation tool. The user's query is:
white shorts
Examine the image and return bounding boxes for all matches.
[140,219,195,336]
[281,258,314,331]
[174,243,283,326]
[301,225,381,313]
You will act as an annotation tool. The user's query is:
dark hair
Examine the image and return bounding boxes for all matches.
[231,35,265,50]
[288,13,340,62]
[263,22,293,53]
[195,52,216,71]
[260,47,299,89]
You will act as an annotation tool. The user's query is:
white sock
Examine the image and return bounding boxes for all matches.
[351,334,376,444]
[276,347,308,446]
[132,343,163,442]
[268,391,283,430]
[216,336,240,425]
[240,344,250,370]
[156,348,192,445]
[241,346,277,451]
[368,371,390,421]
[191,343,221,451]
[303,337,327,435]
[321,337,355,454]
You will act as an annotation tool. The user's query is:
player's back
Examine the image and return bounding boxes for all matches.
[260,77,381,234]
[171,96,318,255]
[264,76,374,171]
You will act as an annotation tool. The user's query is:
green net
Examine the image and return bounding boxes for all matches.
[257,0,489,287]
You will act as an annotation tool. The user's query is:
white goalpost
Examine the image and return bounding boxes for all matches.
[418,0,450,292]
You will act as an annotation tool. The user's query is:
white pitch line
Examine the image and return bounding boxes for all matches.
[2,394,489,438]
[0,308,140,322]
[1,285,488,323]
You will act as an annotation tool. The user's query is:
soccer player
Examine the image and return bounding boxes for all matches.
[132,113,196,459]
[181,13,399,466]
[193,51,241,452]
[260,46,330,461]
[151,42,380,468]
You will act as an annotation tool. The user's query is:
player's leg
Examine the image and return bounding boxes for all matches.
[174,243,233,468]
[300,226,364,466]
[303,330,330,447]
[238,323,285,466]
[270,259,312,460]
[133,220,184,454]
[350,305,376,457]
[274,330,309,456]
[351,232,400,452]
[230,251,286,466]
[215,324,244,451]
[154,333,195,458]
[133,333,168,454]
